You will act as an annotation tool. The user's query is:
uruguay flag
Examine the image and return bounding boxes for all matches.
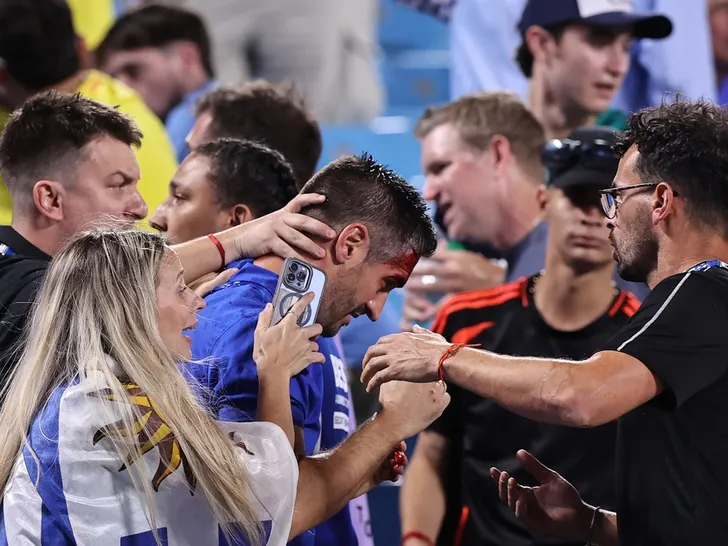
[0,370,298,545]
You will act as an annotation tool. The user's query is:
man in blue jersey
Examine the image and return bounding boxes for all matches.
[152,139,432,544]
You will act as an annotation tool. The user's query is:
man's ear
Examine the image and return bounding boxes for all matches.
[226,203,253,227]
[333,223,370,265]
[32,180,66,222]
[536,184,549,211]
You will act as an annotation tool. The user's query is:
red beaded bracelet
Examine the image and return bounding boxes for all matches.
[207,233,226,271]
[400,530,434,546]
[437,343,480,384]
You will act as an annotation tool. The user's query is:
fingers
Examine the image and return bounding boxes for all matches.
[516,449,555,484]
[289,292,315,319]
[274,224,327,259]
[256,303,274,332]
[301,322,324,340]
[283,212,336,240]
[282,192,326,212]
[402,291,439,321]
[360,357,389,392]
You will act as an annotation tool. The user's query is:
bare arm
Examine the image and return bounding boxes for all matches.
[362,332,663,428]
[289,380,451,540]
[400,431,450,544]
[289,412,401,539]
[171,193,335,283]
[443,349,662,427]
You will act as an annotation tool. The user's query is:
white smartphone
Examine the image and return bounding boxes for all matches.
[270,257,327,327]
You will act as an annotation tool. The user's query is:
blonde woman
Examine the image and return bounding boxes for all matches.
[0,228,450,545]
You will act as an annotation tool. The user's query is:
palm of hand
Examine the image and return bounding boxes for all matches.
[526,477,585,534]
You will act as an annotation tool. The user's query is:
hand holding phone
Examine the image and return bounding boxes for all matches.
[270,258,327,327]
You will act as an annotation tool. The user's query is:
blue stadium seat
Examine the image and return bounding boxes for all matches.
[379,0,450,53]
[382,50,450,109]
[319,120,423,183]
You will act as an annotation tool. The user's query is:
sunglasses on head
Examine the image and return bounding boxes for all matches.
[542,138,619,175]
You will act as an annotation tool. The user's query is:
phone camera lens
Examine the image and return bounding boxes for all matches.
[297,271,306,282]
[287,273,295,282]
[290,263,298,272]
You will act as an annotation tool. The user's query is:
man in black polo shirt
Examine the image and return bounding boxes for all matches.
[399,126,640,546]
[0,91,335,386]
[362,99,728,545]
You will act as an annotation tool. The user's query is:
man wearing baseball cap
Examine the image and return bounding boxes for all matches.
[400,125,641,546]
[518,0,672,139]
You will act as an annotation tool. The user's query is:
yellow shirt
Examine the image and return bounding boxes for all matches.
[0,70,178,225]
[66,0,115,51]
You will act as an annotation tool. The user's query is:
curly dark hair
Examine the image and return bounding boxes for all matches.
[614,98,728,230]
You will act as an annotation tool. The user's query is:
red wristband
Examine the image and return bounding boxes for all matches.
[400,531,435,546]
[207,233,225,270]
[437,343,480,384]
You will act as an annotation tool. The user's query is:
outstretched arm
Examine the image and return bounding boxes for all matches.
[361,330,661,427]
[289,380,450,540]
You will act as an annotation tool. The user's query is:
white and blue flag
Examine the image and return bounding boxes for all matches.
[0,369,298,545]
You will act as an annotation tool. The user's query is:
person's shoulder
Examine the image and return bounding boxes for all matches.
[0,255,47,295]
[432,278,526,336]
[611,290,643,320]
[596,109,628,131]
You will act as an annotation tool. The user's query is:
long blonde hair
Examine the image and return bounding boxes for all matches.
[0,228,262,545]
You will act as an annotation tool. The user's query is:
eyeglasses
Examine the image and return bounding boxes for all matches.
[598,183,679,218]
[542,138,618,174]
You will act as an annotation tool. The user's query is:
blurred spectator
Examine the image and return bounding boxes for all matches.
[189,83,321,188]
[400,126,639,546]
[401,93,649,329]
[96,3,218,163]
[0,0,177,226]
[403,0,712,114]
[66,0,115,51]
[710,0,728,104]
[183,0,383,124]
[516,0,672,138]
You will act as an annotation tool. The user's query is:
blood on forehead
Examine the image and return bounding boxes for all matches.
[387,249,419,278]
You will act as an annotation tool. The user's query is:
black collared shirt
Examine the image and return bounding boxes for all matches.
[0,226,51,385]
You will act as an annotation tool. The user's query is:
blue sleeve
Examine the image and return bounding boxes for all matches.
[211,313,309,428]
[189,287,309,429]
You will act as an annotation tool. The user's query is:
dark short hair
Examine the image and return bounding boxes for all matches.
[0,91,143,198]
[614,99,728,231]
[95,3,214,77]
[515,24,567,78]
[0,0,80,89]
[192,138,298,218]
[195,82,322,188]
[299,153,437,262]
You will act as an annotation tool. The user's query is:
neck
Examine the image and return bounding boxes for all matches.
[495,175,543,252]
[10,215,64,257]
[533,254,616,332]
[528,77,597,140]
[181,68,209,97]
[253,254,286,274]
[648,230,728,288]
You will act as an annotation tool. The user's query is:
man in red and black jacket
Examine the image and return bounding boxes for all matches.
[399,125,640,546]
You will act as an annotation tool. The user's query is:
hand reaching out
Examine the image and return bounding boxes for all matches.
[490,450,593,542]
